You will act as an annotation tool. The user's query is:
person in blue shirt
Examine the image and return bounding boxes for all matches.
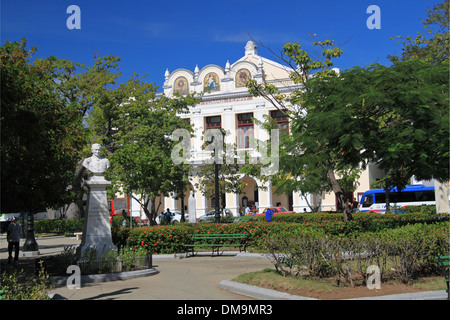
[265,208,274,222]
[165,208,172,225]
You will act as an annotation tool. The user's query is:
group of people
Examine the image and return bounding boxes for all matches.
[243,205,257,216]
[243,205,274,222]
[346,198,359,212]
[159,208,172,225]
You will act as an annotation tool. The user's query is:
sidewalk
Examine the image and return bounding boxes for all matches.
[1,235,448,300]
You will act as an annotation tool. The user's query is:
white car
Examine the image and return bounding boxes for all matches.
[156,211,189,224]
[198,209,232,223]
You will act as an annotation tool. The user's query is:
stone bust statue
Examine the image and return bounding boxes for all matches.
[83,143,110,175]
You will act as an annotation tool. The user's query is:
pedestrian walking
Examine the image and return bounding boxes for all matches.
[265,208,274,223]
[7,217,21,264]
[165,208,172,225]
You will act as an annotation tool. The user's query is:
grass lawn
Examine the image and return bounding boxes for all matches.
[233,268,447,300]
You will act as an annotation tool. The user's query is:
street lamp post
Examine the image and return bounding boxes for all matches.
[211,129,225,224]
[214,160,220,224]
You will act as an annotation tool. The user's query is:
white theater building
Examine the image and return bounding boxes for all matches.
[133,41,386,220]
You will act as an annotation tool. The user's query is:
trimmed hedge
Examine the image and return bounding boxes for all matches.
[113,222,272,254]
[111,210,450,284]
[112,212,449,254]
[34,219,83,235]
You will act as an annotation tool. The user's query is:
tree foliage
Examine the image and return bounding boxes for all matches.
[0,39,86,213]
[304,60,449,188]
[390,0,449,64]
[107,82,199,224]
[245,36,355,219]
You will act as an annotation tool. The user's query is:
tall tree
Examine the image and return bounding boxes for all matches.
[107,80,199,225]
[48,54,124,219]
[300,60,449,211]
[0,39,86,214]
[246,36,357,220]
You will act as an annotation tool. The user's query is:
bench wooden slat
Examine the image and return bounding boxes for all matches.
[434,255,449,300]
[435,256,450,266]
[185,233,248,257]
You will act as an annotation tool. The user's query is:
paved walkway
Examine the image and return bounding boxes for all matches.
[0,235,273,300]
[1,235,448,301]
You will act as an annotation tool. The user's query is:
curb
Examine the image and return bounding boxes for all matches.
[218,280,317,300]
[218,280,448,300]
[151,251,270,260]
[345,290,448,300]
[50,268,159,287]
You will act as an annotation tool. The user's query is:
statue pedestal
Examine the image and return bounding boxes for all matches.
[188,193,197,223]
[78,176,116,259]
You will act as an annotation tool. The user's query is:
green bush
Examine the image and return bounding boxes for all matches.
[34,219,83,235]
[0,261,51,300]
[399,205,436,214]
[264,222,449,284]
[111,211,449,284]
[113,221,285,254]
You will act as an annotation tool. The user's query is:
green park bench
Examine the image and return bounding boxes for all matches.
[435,255,449,300]
[184,233,248,257]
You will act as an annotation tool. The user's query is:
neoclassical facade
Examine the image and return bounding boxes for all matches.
[143,41,384,219]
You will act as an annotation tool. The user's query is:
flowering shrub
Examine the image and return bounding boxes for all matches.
[114,222,278,254]
[112,213,448,262]
[265,222,449,285]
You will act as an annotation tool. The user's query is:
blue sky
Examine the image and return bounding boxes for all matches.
[1,1,441,92]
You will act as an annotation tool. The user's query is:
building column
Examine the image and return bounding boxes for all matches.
[255,103,267,142]
[225,192,239,216]
[165,194,178,211]
[293,191,311,213]
[257,180,272,212]
[195,190,208,218]
[192,109,202,156]
[223,105,233,146]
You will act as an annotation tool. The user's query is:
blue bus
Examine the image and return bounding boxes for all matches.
[359,184,435,213]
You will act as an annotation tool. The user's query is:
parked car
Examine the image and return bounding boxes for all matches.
[156,211,189,225]
[171,211,189,224]
[198,209,232,223]
[256,206,295,216]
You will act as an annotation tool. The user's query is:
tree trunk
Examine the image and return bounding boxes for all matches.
[65,200,84,220]
[66,160,86,219]
[143,197,155,226]
[327,168,353,222]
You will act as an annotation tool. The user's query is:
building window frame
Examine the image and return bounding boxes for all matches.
[237,113,254,149]
[270,110,289,134]
[205,115,221,129]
